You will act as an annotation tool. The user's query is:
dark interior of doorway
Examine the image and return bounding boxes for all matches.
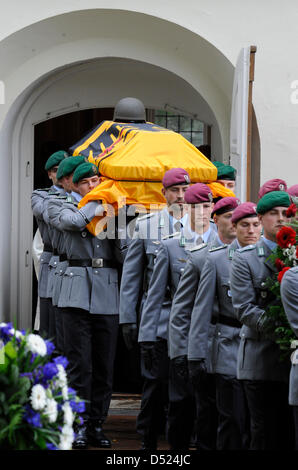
[33,108,143,393]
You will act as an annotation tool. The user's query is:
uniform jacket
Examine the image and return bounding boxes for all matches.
[168,230,220,364]
[31,186,65,298]
[119,208,185,338]
[48,198,122,314]
[138,232,196,343]
[231,238,290,382]
[281,267,298,405]
[187,239,241,376]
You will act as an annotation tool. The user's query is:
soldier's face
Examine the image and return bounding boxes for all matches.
[190,202,213,232]
[60,174,73,193]
[77,175,101,197]
[214,211,236,241]
[217,179,236,192]
[258,206,290,241]
[235,216,262,246]
[162,185,189,217]
[47,166,59,185]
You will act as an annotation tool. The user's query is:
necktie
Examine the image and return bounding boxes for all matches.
[174,221,182,232]
[196,235,203,245]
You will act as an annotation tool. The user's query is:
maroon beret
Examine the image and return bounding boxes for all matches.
[211,196,240,217]
[231,202,258,224]
[184,183,213,204]
[162,168,190,188]
[288,184,298,197]
[258,179,287,199]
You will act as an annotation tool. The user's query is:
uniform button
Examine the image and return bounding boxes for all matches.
[60,270,62,273]
[97,245,99,248]
[54,262,57,265]
[94,270,98,274]
[180,268,184,272]
[155,249,158,253]
[70,272,73,276]
[242,334,245,337]
[218,332,221,336]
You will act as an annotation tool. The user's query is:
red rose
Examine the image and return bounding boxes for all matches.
[277,267,291,283]
[276,226,296,248]
[296,246,298,259]
[286,203,297,218]
[275,258,286,271]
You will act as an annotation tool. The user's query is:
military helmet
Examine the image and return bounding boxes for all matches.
[113,97,146,122]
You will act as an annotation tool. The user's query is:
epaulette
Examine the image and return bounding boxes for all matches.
[238,244,256,253]
[137,213,155,222]
[162,232,180,240]
[35,187,51,192]
[209,244,227,252]
[189,243,208,252]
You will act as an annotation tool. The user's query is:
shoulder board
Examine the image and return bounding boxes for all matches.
[54,195,68,200]
[35,187,51,192]
[137,212,155,222]
[189,242,208,252]
[238,244,256,253]
[162,232,180,240]
[209,244,228,253]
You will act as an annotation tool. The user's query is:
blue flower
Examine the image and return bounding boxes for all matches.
[0,322,13,344]
[20,372,33,380]
[30,353,38,364]
[46,443,58,450]
[45,340,55,356]
[53,356,69,369]
[69,400,85,413]
[42,362,58,381]
[23,405,42,428]
[67,387,77,398]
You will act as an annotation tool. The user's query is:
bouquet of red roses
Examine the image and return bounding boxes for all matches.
[264,203,298,358]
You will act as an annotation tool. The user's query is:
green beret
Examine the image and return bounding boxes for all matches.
[73,162,99,184]
[212,160,226,169]
[45,150,68,171]
[257,191,291,214]
[217,164,236,181]
[56,156,86,180]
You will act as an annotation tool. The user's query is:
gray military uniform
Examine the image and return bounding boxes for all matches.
[188,239,241,375]
[138,232,196,343]
[281,267,298,406]
[120,208,177,333]
[169,231,220,365]
[230,238,289,382]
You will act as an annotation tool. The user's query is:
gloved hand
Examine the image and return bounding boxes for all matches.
[140,341,156,372]
[188,359,207,388]
[171,355,189,381]
[122,323,138,350]
[256,313,277,341]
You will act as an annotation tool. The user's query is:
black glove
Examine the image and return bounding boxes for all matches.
[122,323,138,350]
[140,341,156,372]
[171,355,189,382]
[256,313,277,341]
[188,359,207,387]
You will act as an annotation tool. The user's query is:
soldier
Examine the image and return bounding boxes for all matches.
[213,161,236,192]
[258,178,287,199]
[188,202,262,449]
[43,155,86,353]
[169,196,239,450]
[119,168,190,450]
[31,150,67,338]
[48,162,123,450]
[280,267,298,450]
[288,184,298,201]
[138,183,220,450]
[230,191,293,450]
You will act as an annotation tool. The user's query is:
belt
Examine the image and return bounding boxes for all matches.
[218,314,241,328]
[53,248,59,256]
[59,254,68,262]
[69,258,116,268]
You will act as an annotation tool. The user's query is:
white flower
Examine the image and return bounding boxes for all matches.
[30,384,47,411]
[9,328,23,339]
[44,398,58,423]
[58,425,74,450]
[62,385,69,401]
[26,334,47,357]
[62,402,74,426]
[56,364,67,388]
